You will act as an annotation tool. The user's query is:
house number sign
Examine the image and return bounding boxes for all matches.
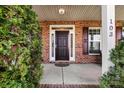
[109,19,113,37]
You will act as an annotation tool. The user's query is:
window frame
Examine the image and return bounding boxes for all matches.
[88,27,101,55]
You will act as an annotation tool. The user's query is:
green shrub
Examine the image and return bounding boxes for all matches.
[100,40,124,88]
[0,5,43,88]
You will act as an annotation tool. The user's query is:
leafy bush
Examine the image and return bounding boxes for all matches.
[0,5,43,88]
[100,40,124,88]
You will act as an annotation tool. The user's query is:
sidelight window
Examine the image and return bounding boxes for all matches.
[70,33,73,57]
[51,33,54,57]
[122,28,124,39]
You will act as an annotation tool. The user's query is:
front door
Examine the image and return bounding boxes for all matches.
[56,31,69,60]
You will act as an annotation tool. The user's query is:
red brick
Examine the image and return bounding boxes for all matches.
[40,20,122,64]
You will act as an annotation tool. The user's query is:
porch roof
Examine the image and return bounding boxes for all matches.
[32,5,124,21]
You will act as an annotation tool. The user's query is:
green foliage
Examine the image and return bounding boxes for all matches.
[0,5,43,88]
[100,40,124,88]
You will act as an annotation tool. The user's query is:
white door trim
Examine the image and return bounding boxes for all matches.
[49,25,75,62]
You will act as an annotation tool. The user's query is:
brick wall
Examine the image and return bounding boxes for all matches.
[40,20,122,64]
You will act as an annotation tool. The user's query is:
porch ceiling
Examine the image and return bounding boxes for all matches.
[116,5,124,21]
[32,5,124,21]
[32,5,101,21]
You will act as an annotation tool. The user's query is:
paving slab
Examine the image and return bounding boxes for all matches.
[40,64,63,84]
[63,64,101,84]
[40,63,101,85]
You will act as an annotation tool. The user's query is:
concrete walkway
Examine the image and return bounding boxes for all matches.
[40,64,101,85]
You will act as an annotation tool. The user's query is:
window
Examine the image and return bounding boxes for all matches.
[122,28,124,39]
[88,27,101,55]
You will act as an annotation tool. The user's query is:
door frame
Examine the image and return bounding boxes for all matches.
[49,25,75,62]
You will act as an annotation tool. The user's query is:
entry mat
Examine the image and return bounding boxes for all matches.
[55,62,70,67]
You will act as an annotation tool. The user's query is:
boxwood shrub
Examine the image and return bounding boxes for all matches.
[100,40,124,88]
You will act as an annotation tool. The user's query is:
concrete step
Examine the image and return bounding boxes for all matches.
[38,84,99,88]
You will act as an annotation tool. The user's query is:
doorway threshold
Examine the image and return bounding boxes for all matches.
[50,60,75,64]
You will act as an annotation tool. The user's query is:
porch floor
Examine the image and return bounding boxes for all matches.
[40,63,102,85]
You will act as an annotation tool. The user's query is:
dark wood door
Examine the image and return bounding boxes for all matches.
[56,31,69,60]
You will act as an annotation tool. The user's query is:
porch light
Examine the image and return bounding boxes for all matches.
[59,8,65,15]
